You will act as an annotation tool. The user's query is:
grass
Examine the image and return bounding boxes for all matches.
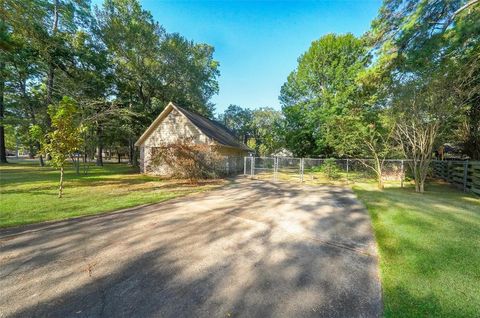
[0,159,225,228]
[253,169,384,186]
[353,181,480,318]
[2,159,479,316]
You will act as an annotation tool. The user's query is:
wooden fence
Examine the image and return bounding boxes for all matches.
[432,160,480,195]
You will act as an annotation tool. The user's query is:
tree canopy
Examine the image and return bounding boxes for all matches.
[1,0,219,165]
[2,0,478,193]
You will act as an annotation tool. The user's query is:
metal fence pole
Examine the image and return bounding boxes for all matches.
[401,160,404,188]
[346,159,349,184]
[463,160,469,192]
[243,157,247,175]
[274,157,278,181]
[300,158,304,183]
[250,156,254,178]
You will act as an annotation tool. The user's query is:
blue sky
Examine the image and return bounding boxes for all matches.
[93,0,382,114]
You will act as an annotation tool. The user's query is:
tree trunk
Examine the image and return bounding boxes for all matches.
[413,162,420,192]
[45,0,59,126]
[129,139,135,165]
[374,157,384,190]
[39,154,44,167]
[96,125,103,166]
[465,101,480,160]
[0,61,7,163]
[377,173,384,189]
[132,146,137,166]
[117,151,121,163]
[58,165,64,198]
[96,145,103,166]
[46,62,54,108]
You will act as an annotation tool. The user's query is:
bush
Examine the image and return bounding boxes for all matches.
[149,139,226,180]
[319,158,341,180]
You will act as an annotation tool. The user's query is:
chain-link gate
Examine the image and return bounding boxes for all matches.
[244,157,408,186]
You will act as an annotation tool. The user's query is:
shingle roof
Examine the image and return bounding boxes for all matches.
[135,102,251,152]
[175,105,252,151]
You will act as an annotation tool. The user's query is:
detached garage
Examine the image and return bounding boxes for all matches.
[135,102,251,175]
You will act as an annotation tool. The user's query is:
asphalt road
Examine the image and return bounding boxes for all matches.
[0,178,382,318]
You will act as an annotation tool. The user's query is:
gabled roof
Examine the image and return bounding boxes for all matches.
[135,102,252,151]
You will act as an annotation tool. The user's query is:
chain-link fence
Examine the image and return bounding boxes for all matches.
[213,156,245,177]
[243,157,410,186]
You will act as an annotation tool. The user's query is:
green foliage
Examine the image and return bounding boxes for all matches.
[318,158,341,180]
[369,0,480,160]
[218,104,252,143]
[218,105,284,156]
[280,33,370,156]
[42,97,83,169]
[1,0,220,166]
[250,107,284,156]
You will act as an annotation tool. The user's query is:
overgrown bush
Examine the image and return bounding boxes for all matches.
[319,158,341,180]
[149,139,226,180]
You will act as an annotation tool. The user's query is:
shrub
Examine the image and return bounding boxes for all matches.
[149,139,226,180]
[319,158,341,180]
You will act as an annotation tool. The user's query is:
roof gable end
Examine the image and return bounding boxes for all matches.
[135,102,251,151]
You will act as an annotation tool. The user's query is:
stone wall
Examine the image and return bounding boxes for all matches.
[139,107,248,175]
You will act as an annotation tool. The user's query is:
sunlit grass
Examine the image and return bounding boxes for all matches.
[0,159,224,228]
[353,181,480,318]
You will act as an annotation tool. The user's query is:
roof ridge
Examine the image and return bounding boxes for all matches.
[176,105,238,136]
[172,104,251,151]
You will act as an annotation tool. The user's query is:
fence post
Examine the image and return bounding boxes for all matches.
[243,157,247,176]
[463,160,469,192]
[300,158,304,183]
[401,160,404,188]
[250,156,254,178]
[226,159,229,175]
[448,161,452,182]
[346,159,349,184]
[274,157,278,181]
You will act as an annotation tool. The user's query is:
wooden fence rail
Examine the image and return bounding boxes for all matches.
[432,160,480,195]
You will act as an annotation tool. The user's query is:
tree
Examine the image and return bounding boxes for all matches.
[326,111,395,189]
[218,105,284,156]
[392,76,457,193]
[96,0,219,165]
[218,104,252,143]
[250,108,283,156]
[40,96,83,197]
[0,57,6,163]
[2,0,98,166]
[279,33,370,156]
[160,33,219,116]
[370,0,480,160]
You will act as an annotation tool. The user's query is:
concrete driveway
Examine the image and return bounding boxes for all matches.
[0,178,381,318]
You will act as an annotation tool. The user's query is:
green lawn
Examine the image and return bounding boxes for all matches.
[0,159,224,228]
[353,181,480,318]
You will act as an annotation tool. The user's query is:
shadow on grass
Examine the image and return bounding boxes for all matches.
[0,161,139,187]
[0,176,223,196]
[0,180,382,318]
[354,182,480,318]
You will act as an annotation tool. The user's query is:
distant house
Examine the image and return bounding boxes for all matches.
[135,102,251,175]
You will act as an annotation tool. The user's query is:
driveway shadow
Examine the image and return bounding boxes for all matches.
[0,179,382,318]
